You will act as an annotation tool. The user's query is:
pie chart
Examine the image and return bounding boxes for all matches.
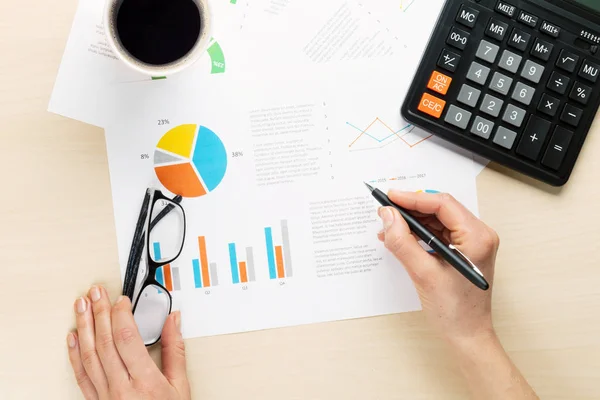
[154,124,227,198]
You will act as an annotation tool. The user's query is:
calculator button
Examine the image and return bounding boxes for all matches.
[471,116,495,139]
[437,49,461,72]
[447,27,470,50]
[542,126,573,170]
[493,127,518,150]
[556,50,580,73]
[540,21,561,38]
[485,19,509,42]
[495,1,517,18]
[490,72,513,95]
[537,93,560,117]
[480,94,504,117]
[530,38,554,61]
[570,81,592,105]
[502,104,527,127]
[560,104,583,127]
[499,50,522,73]
[518,10,539,28]
[456,5,480,28]
[507,28,531,52]
[457,84,482,108]
[547,72,570,95]
[476,40,500,64]
[418,93,446,119]
[516,116,552,160]
[520,60,545,83]
[444,105,472,129]
[579,59,600,83]
[511,82,536,105]
[467,62,491,85]
[427,71,453,95]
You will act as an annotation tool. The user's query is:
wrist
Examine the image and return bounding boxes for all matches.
[445,326,499,356]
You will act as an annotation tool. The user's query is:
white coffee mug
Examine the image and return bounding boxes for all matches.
[103,0,212,76]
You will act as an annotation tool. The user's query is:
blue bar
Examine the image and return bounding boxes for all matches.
[192,259,202,288]
[153,242,162,260]
[264,227,276,279]
[229,243,240,284]
[153,242,164,287]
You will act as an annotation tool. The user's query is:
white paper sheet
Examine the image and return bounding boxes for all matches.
[48,0,488,175]
[104,67,479,338]
[48,0,246,127]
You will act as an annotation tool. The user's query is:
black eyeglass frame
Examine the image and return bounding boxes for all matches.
[123,188,186,346]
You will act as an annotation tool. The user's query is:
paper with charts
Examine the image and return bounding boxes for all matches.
[49,0,444,127]
[48,0,489,174]
[104,69,479,338]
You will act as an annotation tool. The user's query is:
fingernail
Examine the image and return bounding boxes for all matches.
[90,286,101,302]
[67,333,77,348]
[174,311,182,332]
[75,297,87,314]
[115,295,126,304]
[379,207,395,230]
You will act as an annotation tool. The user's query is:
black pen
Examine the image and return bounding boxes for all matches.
[365,183,489,291]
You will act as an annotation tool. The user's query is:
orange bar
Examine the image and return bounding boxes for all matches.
[239,262,248,283]
[164,264,173,291]
[198,237,211,287]
[275,246,285,278]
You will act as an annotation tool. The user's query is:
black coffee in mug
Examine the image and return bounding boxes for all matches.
[116,0,203,66]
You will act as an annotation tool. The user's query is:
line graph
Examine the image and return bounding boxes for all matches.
[347,117,433,151]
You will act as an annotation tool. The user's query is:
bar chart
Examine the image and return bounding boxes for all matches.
[192,237,220,289]
[265,220,293,280]
[153,242,182,292]
[228,243,256,284]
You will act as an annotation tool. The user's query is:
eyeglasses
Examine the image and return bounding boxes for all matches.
[122,188,186,346]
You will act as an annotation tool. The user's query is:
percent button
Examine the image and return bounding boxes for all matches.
[569,81,592,105]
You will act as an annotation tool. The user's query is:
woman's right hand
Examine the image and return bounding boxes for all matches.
[378,191,540,400]
[377,190,500,346]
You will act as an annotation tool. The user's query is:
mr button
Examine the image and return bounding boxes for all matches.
[418,93,446,119]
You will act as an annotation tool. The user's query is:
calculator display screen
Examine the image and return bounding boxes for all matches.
[572,0,600,12]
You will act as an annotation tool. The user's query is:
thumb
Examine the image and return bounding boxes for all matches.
[379,207,436,281]
[161,311,189,389]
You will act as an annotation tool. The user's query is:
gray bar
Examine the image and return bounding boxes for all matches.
[246,247,256,282]
[210,263,219,286]
[172,267,181,291]
[281,220,293,277]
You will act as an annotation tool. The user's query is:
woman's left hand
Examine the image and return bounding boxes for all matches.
[66,286,191,400]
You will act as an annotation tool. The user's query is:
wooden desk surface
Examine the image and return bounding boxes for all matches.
[1,2,599,399]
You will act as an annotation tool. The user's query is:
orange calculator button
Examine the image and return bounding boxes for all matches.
[427,71,453,95]
[418,93,446,119]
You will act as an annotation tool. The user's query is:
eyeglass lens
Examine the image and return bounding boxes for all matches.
[148,198,185,263]
[134,284,171,345]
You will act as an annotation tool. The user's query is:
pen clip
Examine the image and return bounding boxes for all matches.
[449,244,484,278]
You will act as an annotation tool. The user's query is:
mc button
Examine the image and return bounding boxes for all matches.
[456,5,479,28]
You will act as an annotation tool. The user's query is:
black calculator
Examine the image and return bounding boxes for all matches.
[401,0,600,186]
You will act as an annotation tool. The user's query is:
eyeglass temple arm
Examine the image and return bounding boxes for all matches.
[123,192,151,298]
